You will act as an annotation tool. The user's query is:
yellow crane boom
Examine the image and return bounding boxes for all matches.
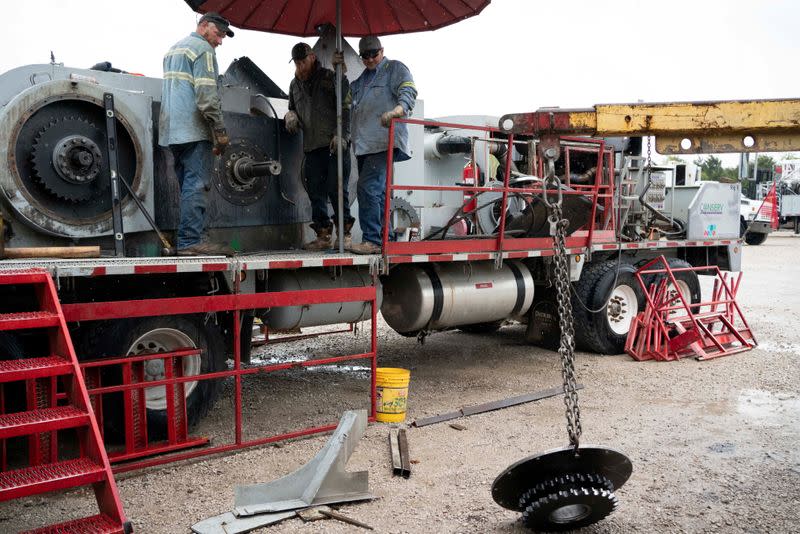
[499,98,800,154]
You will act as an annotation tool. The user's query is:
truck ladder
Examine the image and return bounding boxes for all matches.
[0,269,130,533]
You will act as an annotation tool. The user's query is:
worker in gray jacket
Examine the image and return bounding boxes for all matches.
[285,42,355,250]
[348,36,417,254]
[159,12,234,256]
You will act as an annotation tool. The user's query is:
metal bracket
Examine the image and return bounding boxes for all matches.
[103,92,125,256]
[233,410,373,516]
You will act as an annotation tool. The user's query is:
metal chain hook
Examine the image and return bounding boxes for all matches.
[542,148,582,452]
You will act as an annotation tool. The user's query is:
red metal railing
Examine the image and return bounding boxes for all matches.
[381,118,615,258]
[61,283,378,472]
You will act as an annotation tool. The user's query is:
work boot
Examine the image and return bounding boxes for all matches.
[303,225,333,251]
[177,241,235,257]
[349,241,381,255]
[333,220,354,250]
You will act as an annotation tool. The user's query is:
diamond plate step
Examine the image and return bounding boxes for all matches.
[0,356,72,383]
[0,311,60,331]
[24,513,126,534]
[0,406,90,439]
[0,458,105,501]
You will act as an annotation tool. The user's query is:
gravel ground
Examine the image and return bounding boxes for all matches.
[1,233,799,533]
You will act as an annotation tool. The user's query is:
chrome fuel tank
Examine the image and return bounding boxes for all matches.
[264,268,380,330]
[381,261,534,334]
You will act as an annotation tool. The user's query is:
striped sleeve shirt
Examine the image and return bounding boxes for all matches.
[158,32,224,146]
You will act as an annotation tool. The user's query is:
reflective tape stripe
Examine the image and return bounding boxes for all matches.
[164,47,198,61]
[205,52,213,72]
[164,71,195,83]
[194,77,217,87]
[399,81,416,90]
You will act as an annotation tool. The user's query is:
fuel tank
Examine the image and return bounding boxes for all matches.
[263,268,381,330]
[381,261,534,334]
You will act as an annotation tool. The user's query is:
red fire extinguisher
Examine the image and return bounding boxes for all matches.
[462,160,479,213]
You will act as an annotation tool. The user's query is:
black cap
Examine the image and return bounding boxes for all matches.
[359,35,382,53]
[290,42,314,62]
[199,12,235,37]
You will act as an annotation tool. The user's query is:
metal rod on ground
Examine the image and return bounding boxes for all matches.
[319,508,374,530]
[412,385,582,428]
[335,0,344,253]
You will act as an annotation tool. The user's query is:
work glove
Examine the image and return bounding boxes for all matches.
[284,110,301,134]
[380,105,405,128]
[212,128,229,155]
[329,135,349,153]
[332,50,347,74]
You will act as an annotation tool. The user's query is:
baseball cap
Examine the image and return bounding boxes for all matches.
[290,42,314,62]
[358,35,382,54]
[199,12,235,37]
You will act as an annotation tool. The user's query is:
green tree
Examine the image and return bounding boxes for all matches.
[695,155,725,181]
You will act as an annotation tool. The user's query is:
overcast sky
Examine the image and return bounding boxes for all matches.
[6,0,799,163]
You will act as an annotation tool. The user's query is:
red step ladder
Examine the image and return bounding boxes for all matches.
[625,256,757,362]
[0,269,130,533]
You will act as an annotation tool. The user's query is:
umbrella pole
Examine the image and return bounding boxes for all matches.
[335,0,345,253]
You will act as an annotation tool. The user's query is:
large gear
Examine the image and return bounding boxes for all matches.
[521,486,618,531]
[389,196,421,233]
[517,472,614,510]
[30,116,109,202]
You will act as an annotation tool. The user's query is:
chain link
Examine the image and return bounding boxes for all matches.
[544,159,582,452]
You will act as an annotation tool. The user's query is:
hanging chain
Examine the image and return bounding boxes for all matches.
[541,148,582,452]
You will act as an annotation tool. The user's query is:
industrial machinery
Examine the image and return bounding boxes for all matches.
[0,58,306,255]
[1,36,800,532]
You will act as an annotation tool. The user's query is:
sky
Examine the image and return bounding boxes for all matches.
[5,0,799,165]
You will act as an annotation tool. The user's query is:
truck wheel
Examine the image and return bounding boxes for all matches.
[458,320,504,334]
[89,315,226,439]
[744,231,768,245]
[573,260,643,355]
[663,259,701,312]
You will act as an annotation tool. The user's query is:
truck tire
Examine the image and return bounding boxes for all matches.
[573,260,643,355]
[663,258,702,312]
[744,231,768,246]
[86,315,227,439]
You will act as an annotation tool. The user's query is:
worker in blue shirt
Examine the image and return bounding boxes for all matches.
[159,12,235,256]
[348,36,417,254]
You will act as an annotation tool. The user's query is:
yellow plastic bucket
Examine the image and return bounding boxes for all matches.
[375,367,411,423]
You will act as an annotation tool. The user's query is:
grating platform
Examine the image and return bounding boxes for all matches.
[0,250,380,278]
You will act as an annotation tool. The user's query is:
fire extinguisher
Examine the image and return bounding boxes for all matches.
[462,160,479,213]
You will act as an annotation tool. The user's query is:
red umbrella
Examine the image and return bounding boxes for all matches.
[185,0,491,251]
[184,0,490,37]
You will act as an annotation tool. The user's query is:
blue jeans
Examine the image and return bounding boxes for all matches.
[305,147,354,230]
[356,149,408,245]
[169,141,213,249]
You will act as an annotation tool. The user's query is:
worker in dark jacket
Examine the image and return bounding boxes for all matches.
[285,43,355,250]
[159,12,234,256]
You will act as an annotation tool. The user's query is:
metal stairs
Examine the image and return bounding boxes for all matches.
[0,269,130,533]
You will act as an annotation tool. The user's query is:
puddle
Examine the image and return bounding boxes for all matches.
[737,389,800,424]
[755,340,800,357]
[708,441,736,454]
